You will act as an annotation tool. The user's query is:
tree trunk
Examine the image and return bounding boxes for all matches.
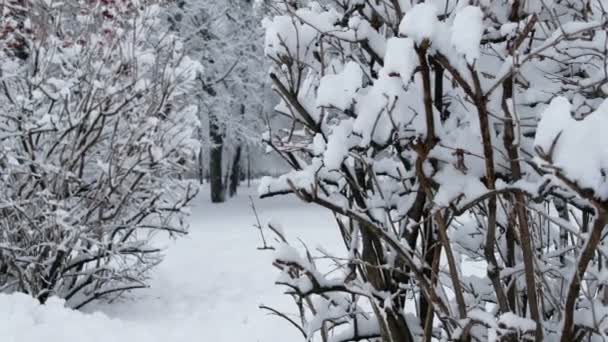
[247,145,251,187]
[229,145,242,197]
[198,144,205,185]
[196,103,205,185]
[209,112,224,203]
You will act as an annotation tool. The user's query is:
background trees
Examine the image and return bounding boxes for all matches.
[168,0,281,203]
[0,0,199,308]
[259,0,608,341]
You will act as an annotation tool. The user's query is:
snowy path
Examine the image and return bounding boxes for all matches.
[0,185,486,341]
[86,186,339,341]
[0,186,338,341]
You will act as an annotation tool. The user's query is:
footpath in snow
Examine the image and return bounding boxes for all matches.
[0,185,339,342]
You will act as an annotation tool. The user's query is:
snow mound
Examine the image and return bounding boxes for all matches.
[451,6,484,64]
[317,62,362,110]
[0,293,163,342]
[535,97,608,199]
[382,37,417,84]
[399,3,438,44]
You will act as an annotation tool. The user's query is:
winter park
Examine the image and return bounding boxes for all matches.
[2,0,608,341]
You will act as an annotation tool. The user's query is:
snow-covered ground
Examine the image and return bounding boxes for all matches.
[0,185,340,342]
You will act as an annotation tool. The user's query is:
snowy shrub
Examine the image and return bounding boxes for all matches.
[259,0,608,341]
[0,0,199,308]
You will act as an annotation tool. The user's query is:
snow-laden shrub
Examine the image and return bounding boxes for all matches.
[259,0,608,341]
[0,0,199,308]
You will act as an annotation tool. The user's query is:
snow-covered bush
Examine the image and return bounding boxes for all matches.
[0,0,199,308]
[259,0,608,341]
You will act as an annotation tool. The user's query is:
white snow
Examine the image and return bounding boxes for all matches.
[451,6,484,64]
[399,3,438,44]
[0,294,160,342]
[0,185,339,342]
[324,119,354,170]
[534,96,572,152]
[535,97,608,199]
[382,37,417,85]
[263,15,317,62]
[316,62,362,110]
[498,312,536,333]
[434,166,488,207]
